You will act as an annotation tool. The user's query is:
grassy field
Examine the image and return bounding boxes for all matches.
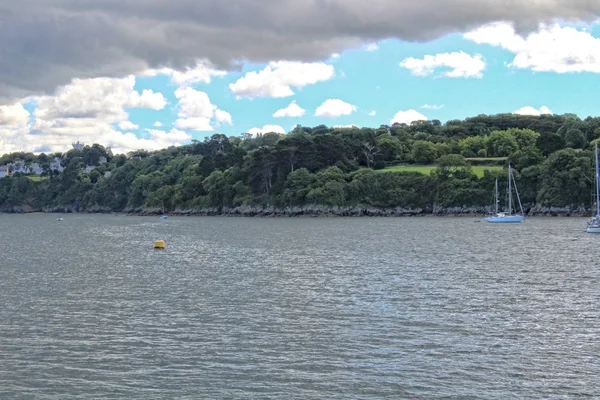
[464,157,507,162]
[26,176,48,182]
[377,164,503,178]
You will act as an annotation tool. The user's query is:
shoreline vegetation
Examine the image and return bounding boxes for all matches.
[0,113,599,215]
[0,205,591,217]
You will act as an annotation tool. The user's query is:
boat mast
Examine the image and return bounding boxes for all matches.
[508,163,512,215]
[596,142,600,216]
[495,178,499,214]
[512,167,524,216]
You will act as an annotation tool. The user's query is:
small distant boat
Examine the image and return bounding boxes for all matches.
[159,201,168,220]
[473,219,481,223]
[485,163,524,223]
[56,217,64,221]
[587,142,600,233]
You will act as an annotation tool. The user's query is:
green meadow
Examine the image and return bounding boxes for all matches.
[376,165,503,178]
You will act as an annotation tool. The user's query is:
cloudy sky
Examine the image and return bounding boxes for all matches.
[1,1,600,154]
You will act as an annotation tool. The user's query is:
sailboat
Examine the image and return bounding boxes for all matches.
[485,163,524,223]
[586,142,600,233]
[159,200,168,220]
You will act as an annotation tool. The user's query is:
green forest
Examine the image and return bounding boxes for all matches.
[0,113,598,216]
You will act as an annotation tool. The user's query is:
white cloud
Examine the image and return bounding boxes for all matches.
[229,61,335,98]
[464,22,524,50]
[0,75,178,154]
[0,102,32,154]
[118,120,139,130]
[0,74,198,154]
[33,76,166,122]
[173,87,232,131]
[143,129,192,147]
[102,128,191,154]
[331,53,341,59]
[390,109,428,125]
[421,104,445,109]
[0,119,190,155]
[215,109,233,125]
[153,121,163,127]
[142,60,227,86]
[514,105,553,115]
[246,124,286,136]
[129,89,167,110]
[8,0,600,105]
[368,110,377,116]
[400,51,486,78]
[365,43,379,52]
[173,118,211,131]
[273,101,306,118]
[314,99,357,117]
[464,22,600,73]
[0,103,30,127]
[0,126,30,153]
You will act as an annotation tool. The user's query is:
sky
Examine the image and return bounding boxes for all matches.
[1,1,600,154]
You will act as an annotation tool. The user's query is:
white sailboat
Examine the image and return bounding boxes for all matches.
[485,163,524,223]
[586,142,600,233]
[159,200,168,220]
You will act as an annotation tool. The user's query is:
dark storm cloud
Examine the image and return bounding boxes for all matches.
[1,0,600,102]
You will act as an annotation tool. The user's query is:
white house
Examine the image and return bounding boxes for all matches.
[11,161,27,173]
[72,141,84,150]
[29,163,43,175]
[50,157,64,172]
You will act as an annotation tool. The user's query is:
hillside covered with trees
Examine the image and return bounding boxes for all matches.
[0,113,598,216]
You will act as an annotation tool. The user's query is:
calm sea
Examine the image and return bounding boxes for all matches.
[0,214,598,399]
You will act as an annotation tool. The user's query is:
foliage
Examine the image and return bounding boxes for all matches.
[0,113,598,212]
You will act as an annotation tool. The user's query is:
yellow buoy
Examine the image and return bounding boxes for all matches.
[154,239,165,249]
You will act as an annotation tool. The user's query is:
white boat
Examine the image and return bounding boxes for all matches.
[485,163,524,223]
[159,201,168,220]
[586,142,600,233]
[56,217,64,221]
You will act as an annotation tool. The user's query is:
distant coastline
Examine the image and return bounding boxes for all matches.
[0,115,597,217]
[0,205,591,218]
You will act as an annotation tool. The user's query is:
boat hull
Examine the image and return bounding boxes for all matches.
[484,215,524,223]
[586,225,600,233]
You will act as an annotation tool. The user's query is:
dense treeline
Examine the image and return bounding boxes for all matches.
[0,113,599,215]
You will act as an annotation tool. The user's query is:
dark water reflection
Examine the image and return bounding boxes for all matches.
[0,214,599,398]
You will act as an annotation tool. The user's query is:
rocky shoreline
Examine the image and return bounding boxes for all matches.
[0,204,593,217]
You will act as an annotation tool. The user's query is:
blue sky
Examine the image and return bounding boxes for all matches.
[129,21,600,141]
[2,20,600,153]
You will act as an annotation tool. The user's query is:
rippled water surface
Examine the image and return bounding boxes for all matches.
[1,214,599,399]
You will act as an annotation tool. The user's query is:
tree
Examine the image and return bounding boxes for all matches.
[279,168,315,206]
[411,141,437,164]
[458,136,485,157]
[508,128,540,149]
[433,154,473,180]
[537,149,592,207]
[376,135,406,163]
[202,170,232,209]
[0,112,595,213]
[486,130,518,157]
[537,132,565,156]
[564,128,586,149]
[510,146,544,170]
[361,141,380,168]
